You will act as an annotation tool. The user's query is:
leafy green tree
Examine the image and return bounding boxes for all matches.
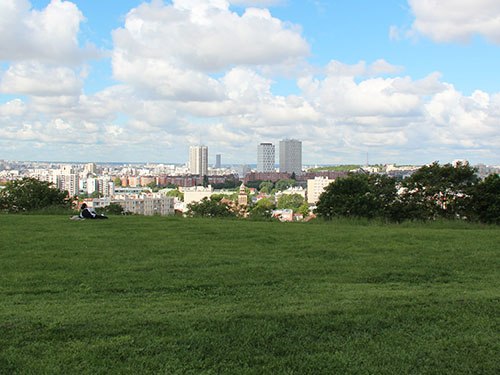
[164,182,179,189]
[186,197,235,218]
[248,198,275,220]
[146,182,161,192]
[298,202,310,216]
[166,189,184,201]
[114,177,122,186]
[277,193,305,211]
[203,175,209,187]
[89,191,103,199]
[245,180,263,190]
[0,178,69,213]
[227,192,239,202]
[209,194,224,202]
[212,180,237,189]
[275,179,296,192]
[259,181,274,194]
[397,162,478,221]
[315,174,397,220]
[257,197,274,209]
[468,173,500,224]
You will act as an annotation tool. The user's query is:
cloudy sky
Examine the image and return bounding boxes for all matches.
[1,0,500,165]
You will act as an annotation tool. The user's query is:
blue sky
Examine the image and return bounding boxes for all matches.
[1,0,500,165]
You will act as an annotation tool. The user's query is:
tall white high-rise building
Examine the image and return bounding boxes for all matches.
[279,139,302,175]
[60,174,79,197]
[189,145,208,176]
[257,143,275,172]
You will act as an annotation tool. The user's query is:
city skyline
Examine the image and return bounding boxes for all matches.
[1,1,500,165]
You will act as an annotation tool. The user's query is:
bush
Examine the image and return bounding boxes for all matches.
[96,203,125,216]
[0,178,69,213]
[315,173,396,220]
[468,173,500,224]
[248,198,275,220]
[277,193,305,211]
[186,197,236,218]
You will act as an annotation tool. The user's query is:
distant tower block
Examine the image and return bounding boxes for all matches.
[85,162,97,174]
[279,139,302,175]
[257,143,275,172]
[215,154,221,169]
[189,145,208,176]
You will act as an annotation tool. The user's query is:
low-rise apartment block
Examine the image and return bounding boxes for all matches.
[307,176,335,204]
[90,196,174,216]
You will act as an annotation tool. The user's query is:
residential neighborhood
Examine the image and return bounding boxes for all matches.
[1,145,499,221]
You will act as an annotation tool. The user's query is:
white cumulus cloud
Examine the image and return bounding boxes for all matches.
[0,0,98,65]
[408,0,500,44]
[110,0,309,102]
[0,99,27,117]
[0,62,83,96]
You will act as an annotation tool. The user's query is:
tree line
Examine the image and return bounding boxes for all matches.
[315,162,500,224]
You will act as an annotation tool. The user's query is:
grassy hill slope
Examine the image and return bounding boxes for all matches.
[1,215,499,374]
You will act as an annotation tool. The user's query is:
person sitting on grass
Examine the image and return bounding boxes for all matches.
[79,203,108,219]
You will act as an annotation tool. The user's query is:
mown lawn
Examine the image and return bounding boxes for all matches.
[0,215,499,374]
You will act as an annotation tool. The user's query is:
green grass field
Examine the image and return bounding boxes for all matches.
[1,215,499,374]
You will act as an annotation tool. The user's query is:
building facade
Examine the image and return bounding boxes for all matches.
[189,145,208,176]
[215,154,221,169]
[85,163,97,174]
[91,196,175,216]
[279,139,302,175]
[257,143,275,173]
[235,165,252,178]
[307,176,335,204]
[61,174,79,197]
[183,185,214,205]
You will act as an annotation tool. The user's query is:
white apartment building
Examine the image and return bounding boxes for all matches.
[307,176,335,204]
[279,139,302,175]
[189,145,208,176]
[85,178,98,195]
[91,196,175,216]
[52,174,78,197]
[257,143,275,172]
[276,186,307,200]
[60,165,74,175]
[81,177,114,197]
[85,163,97,174]
[98,178,115,197]
[183,185,214,205]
